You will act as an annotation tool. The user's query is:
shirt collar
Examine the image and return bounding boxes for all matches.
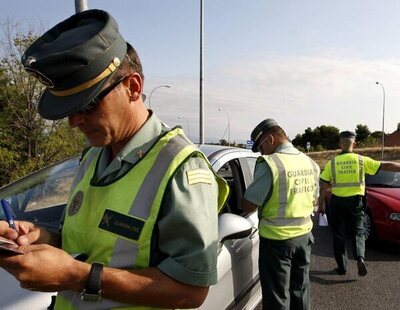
[120,111,168,164]
[100,111,168,173]
[275,142,294,153]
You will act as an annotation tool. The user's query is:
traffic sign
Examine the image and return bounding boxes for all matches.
[246,140,253,150]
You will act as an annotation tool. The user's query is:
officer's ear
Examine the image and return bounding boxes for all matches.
[269,134,275,146]
[126,73,143,102]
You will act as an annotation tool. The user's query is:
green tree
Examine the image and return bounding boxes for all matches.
[0,21,85,185]
[368,131,383,147]
[292,125,339,150]
[355,124,371,145]
[303,127,315,147]
[219,139,228,146]
[292,134,303,148]
[371,131,382,140]
[315,125,339,150]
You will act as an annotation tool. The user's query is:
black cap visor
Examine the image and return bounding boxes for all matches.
[38,73,113,120]
[252,140,260,153]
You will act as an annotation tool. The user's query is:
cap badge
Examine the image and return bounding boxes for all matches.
[24,67,55,88]
[112,57,121,67]
[24,56,36,66]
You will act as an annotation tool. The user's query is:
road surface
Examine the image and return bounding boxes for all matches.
[255,216,400,309]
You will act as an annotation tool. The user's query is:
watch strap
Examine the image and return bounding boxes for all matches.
[81,262,104,301]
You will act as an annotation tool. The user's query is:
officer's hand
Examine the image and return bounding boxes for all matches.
[0,220,51,246]
[0,244,89,292]
[317,205,325,214]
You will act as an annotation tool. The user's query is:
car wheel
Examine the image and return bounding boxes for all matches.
[363,211,377,247]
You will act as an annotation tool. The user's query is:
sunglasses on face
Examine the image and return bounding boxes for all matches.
[78,75,128,114]
[257,135,271,152]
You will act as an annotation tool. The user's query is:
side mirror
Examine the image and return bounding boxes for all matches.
[218,213,253,243]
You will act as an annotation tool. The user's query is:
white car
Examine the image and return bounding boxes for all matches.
[0,145,261,310]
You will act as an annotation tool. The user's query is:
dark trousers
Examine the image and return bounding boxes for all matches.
[330,194,365,271]
[259,232,313,310]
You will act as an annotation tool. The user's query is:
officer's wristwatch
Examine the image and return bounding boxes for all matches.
[81,262,104,301]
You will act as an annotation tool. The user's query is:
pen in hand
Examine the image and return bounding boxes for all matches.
[1,199,16,230]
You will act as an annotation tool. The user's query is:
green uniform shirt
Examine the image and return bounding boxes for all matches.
[92,111,219,286]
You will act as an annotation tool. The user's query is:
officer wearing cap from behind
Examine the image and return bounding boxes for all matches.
[319,130,400,277]
[241,119,320,310]
[0,9,229,309]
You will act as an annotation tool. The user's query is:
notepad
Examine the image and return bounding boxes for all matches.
[0,236,24,255]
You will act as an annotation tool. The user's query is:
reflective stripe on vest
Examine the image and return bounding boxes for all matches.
[270,154,288,218]
[111,133,194,269]
[70,147,101,190]
[56,128,227,310]
[258,152,317,240]
[331,154,364,188]
[261,216,311,227]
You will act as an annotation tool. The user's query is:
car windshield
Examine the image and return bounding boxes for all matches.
[365,170,400,188]
[0,157,79,230]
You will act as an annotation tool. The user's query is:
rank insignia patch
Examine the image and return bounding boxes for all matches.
[186,169,212,185]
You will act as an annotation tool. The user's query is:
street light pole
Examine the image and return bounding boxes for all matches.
[148,85,171,109]
[75,0,88,12]
[199,0,204,145]
[178,116,190,139]
[376,81,386,159]
[218,108,231,146]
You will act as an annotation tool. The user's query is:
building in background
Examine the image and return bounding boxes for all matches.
[385,123,400,147]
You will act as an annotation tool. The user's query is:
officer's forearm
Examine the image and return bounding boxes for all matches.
[241,197,258,213]
[380,161,400,172]
[318,182,329,212]
[100,266,209,308]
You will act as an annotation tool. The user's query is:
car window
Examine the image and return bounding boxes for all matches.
[217,159,246,215]
[239,157,258,187]
[366,171,400,188]
[0,157,79,229]
[245,157,257,175]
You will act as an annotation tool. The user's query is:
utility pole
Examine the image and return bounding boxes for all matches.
[376,82,386,159]
[75,0,88,13]
[199,0,204,144]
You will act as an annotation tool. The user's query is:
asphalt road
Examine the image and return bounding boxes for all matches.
[255,216,400,310]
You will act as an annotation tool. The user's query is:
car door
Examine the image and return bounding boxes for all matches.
[0,157,78,309]
[200,152,260,310]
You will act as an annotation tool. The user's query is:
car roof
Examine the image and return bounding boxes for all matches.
[0,144,257,192]
[199,144,256,163]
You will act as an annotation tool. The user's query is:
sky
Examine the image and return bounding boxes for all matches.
[3,0,400,144]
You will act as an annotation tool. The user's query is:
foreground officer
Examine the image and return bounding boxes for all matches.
[319,130,400,277]
[241,119,320,310]
[0,9,228,309]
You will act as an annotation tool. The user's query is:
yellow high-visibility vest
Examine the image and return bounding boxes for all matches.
[321,153,380,197]
[55,128,228,310]
[258,152,319,240]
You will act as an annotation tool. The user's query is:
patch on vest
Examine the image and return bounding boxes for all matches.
[186,169,212,185]
[99,209,145,241]
[68,191,84,216]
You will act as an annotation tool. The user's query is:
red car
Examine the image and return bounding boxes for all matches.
[364,170,400,245]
